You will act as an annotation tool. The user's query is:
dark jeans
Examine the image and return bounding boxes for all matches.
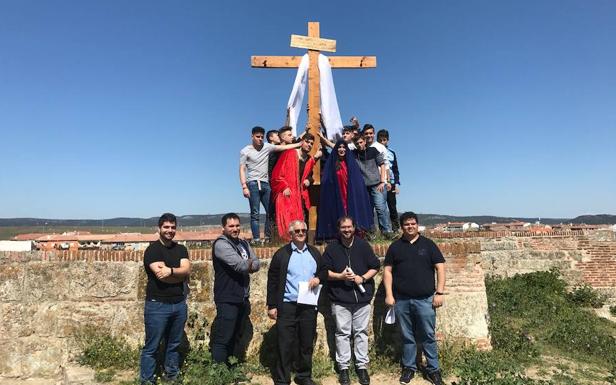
[139,299,188,384]
[274,302,318,385]
[247,180,271,240]
[387,189,400,231]
[394,296,439,373]
[211,301,250,364]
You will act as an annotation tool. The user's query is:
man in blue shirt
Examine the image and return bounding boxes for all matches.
[267,220,327,385]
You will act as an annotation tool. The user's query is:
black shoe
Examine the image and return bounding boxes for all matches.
[399,367,415,384]
[426,370,444,385]
[161,374,180,384]
[357,368,370,385]
[338,369,351,385]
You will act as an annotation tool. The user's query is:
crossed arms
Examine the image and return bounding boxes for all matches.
[149,258,191,284]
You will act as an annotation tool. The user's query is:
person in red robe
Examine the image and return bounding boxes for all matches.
[271,132,320,241]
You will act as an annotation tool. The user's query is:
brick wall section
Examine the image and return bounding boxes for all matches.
[0,230,590,262]
[479,230,616,294]
[575,234,616,289]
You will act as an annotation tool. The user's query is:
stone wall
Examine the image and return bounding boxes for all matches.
[480,229,616,297]
[2,230,615,382]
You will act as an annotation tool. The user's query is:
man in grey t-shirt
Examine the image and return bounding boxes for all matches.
[239,126,300,243]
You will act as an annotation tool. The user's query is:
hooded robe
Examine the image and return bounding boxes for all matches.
[317,141,373,240]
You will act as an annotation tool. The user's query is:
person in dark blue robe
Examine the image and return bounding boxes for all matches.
[317,141,373,240]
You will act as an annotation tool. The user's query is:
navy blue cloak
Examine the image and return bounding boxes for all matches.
[317,141,373,240]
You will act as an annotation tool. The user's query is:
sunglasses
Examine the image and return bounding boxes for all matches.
[293,229,307,234]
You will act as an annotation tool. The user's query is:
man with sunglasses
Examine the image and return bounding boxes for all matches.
[267,220,327,385]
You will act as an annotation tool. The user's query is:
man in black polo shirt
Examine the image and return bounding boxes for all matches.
[211,212,260,364]
[323,216,380,385]
[383,212,445,385]
[140,213,191,385]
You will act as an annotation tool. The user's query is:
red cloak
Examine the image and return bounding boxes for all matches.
[271,150,316,241]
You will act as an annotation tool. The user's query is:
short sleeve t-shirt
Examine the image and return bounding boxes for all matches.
[240,142,275,182]
[383,235,445,299]
[143,241,189,303]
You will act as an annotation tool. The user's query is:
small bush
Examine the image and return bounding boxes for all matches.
[610,305,616,317]
[566,285,607,308]
[181,346,247,385]
[75,327,139,371]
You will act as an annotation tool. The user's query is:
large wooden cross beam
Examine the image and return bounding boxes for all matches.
[251,21,376,239]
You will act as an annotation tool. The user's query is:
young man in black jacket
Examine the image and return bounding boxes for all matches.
[267,220,327,385]
[211,213,260,364]
[323,216,380,385]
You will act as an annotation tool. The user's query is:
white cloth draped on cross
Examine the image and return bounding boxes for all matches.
[286,54,344,141]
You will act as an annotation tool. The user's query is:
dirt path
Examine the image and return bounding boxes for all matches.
[250,373,441,385]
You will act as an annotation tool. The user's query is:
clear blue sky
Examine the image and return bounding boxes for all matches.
[1,0,614,219]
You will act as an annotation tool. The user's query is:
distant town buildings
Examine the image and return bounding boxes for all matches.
[434,222,480,232]
[1,222,612,252]
[10,229,252,251]
[429,221,607,234]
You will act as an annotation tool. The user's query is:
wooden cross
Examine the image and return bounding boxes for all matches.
[251,21,377,239]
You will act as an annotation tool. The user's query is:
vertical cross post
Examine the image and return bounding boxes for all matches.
[306,21,321,239]
[251,21,377,241]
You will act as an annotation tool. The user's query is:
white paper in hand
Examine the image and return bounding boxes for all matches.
[385,307,396,324]
[297,281,322,306]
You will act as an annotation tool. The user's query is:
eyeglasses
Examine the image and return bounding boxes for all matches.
[293,229,307,234]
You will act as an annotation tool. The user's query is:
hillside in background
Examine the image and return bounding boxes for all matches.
[1,213,615,228]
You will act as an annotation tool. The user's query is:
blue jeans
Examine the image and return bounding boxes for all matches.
[368,185,392,233]
[140,299,188,384]
[394,296,439,373]
[247,180,271,240]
